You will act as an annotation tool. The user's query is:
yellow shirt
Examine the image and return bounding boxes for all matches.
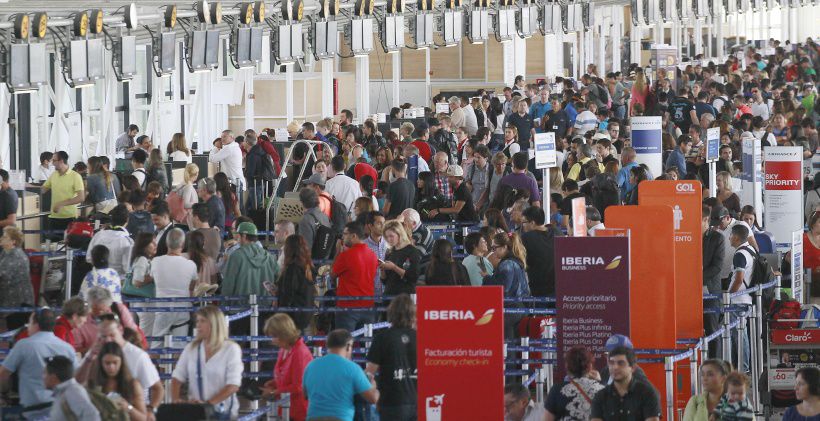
[43,169,84,219]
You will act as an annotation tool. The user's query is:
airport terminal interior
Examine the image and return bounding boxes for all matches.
[0,0,815,420]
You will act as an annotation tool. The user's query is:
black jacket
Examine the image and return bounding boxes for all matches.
[703,229,726,294]
[245,143,274,186]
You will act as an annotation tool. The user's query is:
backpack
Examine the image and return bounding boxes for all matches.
[740,245,776,305]
[133,168,149,189]
[329,199,348,236]
[768,299,802,329]
[167,185,189,224]
[61,386,129,421]
[65,221,94,250]
[308,212,335,260]
[251,146,276,181]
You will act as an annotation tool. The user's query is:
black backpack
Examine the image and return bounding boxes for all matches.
[308,212,335,260]
[329,199,348,236]
[741,245,776,305]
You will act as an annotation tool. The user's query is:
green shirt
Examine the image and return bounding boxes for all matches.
[43,169,84,219]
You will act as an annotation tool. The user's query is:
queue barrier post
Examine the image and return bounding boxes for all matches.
[748,305,760,412]
[250,294,259,412]
[806,269,813,305]
[281,393,291,421]
[544,323,554,394]
[689,345,699,397]
[721,292,732,362]
[664,356,674,421]
[754,287,764,377]
[535,367,546,405]
[775,274,782,300]
[521,337,530,384]
[677,408,684,420]
[163,334,173,404]
[699,336,709,376]
[64,248,74,302]
[736,312,747,377]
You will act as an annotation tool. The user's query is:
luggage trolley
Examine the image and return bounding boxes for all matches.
[765,320,820,419]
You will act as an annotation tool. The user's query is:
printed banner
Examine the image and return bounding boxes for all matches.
[555,236,631,378]
[630,116,663,178]
[764,147,803,249]
[534,132,557,169]
[706,127,720,163]
[417,286,504,421]
[792,230,804,302]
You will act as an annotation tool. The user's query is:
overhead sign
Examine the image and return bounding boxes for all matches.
[630,116,663,178]
[706,127,720,163]
[534,132,557,169]
[792,230,804,303]
[764,147,803,249]
[555,236,631,377]
[417,286,504,421]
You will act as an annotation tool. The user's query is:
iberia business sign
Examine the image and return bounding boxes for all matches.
[417,286,504,421]
[764,146,803,249]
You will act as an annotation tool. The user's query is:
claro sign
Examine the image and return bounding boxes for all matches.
[772,329,820,345]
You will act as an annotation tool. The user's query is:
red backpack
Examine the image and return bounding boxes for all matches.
[769,299,802,330]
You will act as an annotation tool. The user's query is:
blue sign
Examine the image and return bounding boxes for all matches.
[706,127,720,163]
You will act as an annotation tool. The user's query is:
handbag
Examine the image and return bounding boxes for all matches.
[121,269,156,299]
[168,185,190,224]
[198,344,233,421]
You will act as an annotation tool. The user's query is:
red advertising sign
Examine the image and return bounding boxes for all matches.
[771,329,820,345]
[764,161,802,191]
[417,286,504,421]
[555,237,631,378]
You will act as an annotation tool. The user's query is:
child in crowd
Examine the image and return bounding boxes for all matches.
[712,371,755,421]
[80,245,123,303]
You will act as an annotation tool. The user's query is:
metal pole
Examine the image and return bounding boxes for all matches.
[535,367,546,404]
[543,168,551,223]
[690,346,700,396]
[65,248,74,301]
[163,334,173,403]
[806,268,812,305]
[700,335,709,367]
[521,337,530,384]
[250,294,259,411]
[722,292,732,362]
[737,312,747,374]
[544,323,554,393]
[748,305,760,411]
[754,287,764,377]
[665,356,675,421]
[709,161,717,198]
[281,393,291,421]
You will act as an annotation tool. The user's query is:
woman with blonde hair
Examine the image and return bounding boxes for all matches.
[262,313,312,421]
[169,163,199,226]
[630,69,650,115]
[381,220,422,295]
[171,305,242,419]
[169,133,192,163]
[716,171,741,216]
[549,167,564,195]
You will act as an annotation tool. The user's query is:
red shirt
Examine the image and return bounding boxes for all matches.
[354,163,378,184]
[273,338,313,421]
[804,232,820,271]
[412,140,433,162]
[332,243,378,307]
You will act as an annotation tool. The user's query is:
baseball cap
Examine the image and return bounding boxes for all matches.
[301,173,326,187]
[605,334,634,352]
[592,132,611,141]
[710,205,730,226]
[446,165,464,177]
[237,222,258,236]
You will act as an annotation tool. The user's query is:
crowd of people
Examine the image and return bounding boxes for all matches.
[0,36,815,420]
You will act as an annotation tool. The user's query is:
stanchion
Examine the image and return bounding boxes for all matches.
[700,336,709,371]
[754,287,764,377]
[250,294,259,412]
[280,393,291,421]
[721,292,732,362]
[521,337,530,384]
[737,313,747,374]
[664,356,674,421]
[163,334,173,403]
[544,324,554,393]
[690,345,699,396]
[748,305,760,412]
[535,367,546,405]
[64,248,74,302]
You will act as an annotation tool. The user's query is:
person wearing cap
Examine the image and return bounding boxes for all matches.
[710,205,758,286]
[222,221,278,299]
[427,165,477,222]
[302,173,333,218]
[597,335,650,386]
[799,56,817,79]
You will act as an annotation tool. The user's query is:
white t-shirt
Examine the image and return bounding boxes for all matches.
[325,174,362,216]
[208,141,245,188]
[122,342,161,404]
[750,102,770,120]
[150,255,198,306]
[574,110,598,134]
[731,242,755,305]
[132,168,147,187]
[719,219,752,280]
[172,341,243,418]
[170,150,192,163]
[34,165,54,183]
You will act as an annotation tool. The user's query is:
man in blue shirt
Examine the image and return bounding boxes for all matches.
[0,308,76,419]
[303,329,379,421]
[617,147,639,202]
[529,88,552,133]
[665,135,692,178]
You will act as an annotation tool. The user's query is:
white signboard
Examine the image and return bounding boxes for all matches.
[534,132,557,169]
[792,230,804,303]
[763,147,803,250]
[435,103,450,114]
[630,116,663,178]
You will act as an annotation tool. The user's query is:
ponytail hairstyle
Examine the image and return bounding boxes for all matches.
[492,232,527,270]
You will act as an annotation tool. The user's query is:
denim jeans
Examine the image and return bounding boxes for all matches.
[335,310,377,333]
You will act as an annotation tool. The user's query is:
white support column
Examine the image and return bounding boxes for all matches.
[576,31,583,78]
[355,55,370,121]
[716,10,724,60]
[611,7,621,72]
[555,32,565,77]
[544,34,552,77]
[391,51,401,108]
[672,22,680,58]
[694,18,703,56]
[285,64,294,123]
[244,69,254,130]
[321,59,334,118]
[425,48,431,105]
[630,24,641,67]
[781,6,789,43]
[598,23,606,74]
[513,36,527,79]
[707,16,713,59]
[789,6,797,42]
[655,21,664,45]
[761,7,767,41]
[503,40,516,84]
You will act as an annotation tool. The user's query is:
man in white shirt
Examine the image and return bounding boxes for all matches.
[325,155,362,217]
[573,102,599,135]
[461,96,479,136]
[149,229,198,347]
[504,383,545,421]
[86,205,133,278]
[750,90,770,120]
[34,152,54,183]
[449,96,466,130]
[208,130,245,189]
[711,205,758,284]
[77,319,163,420]
[728,223,753,371]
